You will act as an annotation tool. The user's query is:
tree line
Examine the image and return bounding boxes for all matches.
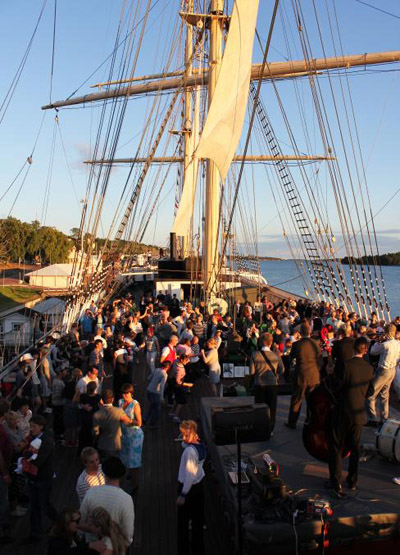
[0,217,72,264]
[0,217,159,265]
[342,252,400,266]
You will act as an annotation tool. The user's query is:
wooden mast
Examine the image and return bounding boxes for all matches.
[204,0,224,302]
[42,51,400,110]
[182,0,193,258]
[84,155,336,164]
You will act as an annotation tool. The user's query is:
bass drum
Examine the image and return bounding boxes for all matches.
[376,419,400,462]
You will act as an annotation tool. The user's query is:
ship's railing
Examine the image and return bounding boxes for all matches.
[0,324,61,382]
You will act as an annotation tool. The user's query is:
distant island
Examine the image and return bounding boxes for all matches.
[342,252,400,266]
[242,255,283,261]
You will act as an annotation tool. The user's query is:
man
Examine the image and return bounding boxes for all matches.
[193,315,206,345]
[19,350,41,414]
[250,333,284,433]
[331,326,355,386]
[79,456,134,548]
[76,447,105,504]
[93,389,133,459]
[366,323,400,425]
[173,309,187,337]
[76,367,99,396]
[285,322,321,429]
[160,334,178,365]
[27,415,57,540]
[88,340,105,379]
[327,337,374,497]
[80,309,94,339]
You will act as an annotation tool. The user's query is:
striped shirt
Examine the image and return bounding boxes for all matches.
[76,467,106,504]
[80,484,134,544]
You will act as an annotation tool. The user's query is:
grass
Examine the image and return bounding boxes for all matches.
[0,286,42,312]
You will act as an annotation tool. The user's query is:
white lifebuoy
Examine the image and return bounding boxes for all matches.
[208,297,228,317]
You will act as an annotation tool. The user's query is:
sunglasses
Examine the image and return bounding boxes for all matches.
[71,517,81,524]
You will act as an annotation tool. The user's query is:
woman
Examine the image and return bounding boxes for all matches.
[144,326,160,377]
[201,338,221,396]
[176,420,206,555]
[118,383,143,492]
[89,507,128,555]
[48,507,106,554]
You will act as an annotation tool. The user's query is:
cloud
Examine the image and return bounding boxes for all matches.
[71,143,120,176]
[256,229,400,258]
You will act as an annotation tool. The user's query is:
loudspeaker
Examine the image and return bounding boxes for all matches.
[211,403,271,445]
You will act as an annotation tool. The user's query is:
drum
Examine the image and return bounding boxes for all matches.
[376,419,400,462]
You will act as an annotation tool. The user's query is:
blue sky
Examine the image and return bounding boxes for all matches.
[0,0,399,257]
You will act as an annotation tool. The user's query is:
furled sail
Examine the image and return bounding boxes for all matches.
[172,87,200,238]
[195,0,259,181]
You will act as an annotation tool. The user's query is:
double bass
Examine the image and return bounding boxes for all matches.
[302,377,350,463]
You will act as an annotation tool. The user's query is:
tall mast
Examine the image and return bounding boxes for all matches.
[204,0,224,301]
[182,0,193,257]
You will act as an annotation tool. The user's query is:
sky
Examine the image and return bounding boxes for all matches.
[0,0,399,258]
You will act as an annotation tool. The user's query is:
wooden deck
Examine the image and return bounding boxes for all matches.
[0,356,231,555]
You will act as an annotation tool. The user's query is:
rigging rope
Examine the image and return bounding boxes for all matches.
[0,0,48,126]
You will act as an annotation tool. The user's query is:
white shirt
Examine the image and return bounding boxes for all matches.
[178,444,205,495]
[76,467,105,504]
[80,484,134,544]
[370,338,400,373]
[94,334,107,349]
[77,375,99,394]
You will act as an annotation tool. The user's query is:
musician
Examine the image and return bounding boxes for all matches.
[250,333,284,433]
[365,323,400,426]
[285,322,321,429]
[330,326,355,388]
[327,337,373,497]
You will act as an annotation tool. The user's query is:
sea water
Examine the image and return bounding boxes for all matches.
[260,260,400,318]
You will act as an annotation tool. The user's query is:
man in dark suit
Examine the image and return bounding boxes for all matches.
[28,415,56,540]
[327,336,374,498]
[285,322,321,429]
[331,326,355,387]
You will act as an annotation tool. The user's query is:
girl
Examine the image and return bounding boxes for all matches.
[176,420,206,555]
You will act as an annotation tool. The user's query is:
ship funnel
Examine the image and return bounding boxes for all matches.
[170,232,177,260]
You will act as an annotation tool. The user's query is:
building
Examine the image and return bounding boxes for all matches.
[25,264,73,289]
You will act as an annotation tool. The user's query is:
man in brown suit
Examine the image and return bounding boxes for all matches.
[285,322,320,429]
[250,333,284,433]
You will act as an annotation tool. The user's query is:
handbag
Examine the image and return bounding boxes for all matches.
[22,458,38,476]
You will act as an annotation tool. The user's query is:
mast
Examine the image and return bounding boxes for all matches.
[204,0,224,301]
[182,0,193,257]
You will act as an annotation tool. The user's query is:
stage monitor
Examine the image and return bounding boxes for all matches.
[211,403,271,445]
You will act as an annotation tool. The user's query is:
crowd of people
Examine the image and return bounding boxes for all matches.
[0,289,400,550]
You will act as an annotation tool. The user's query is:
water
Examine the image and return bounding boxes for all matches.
[260,260,400,317]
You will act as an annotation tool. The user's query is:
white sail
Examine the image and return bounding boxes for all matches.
[172,87,200,239]
[195,0,259,181]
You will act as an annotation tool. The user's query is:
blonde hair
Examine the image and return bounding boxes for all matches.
[89,507,128,555]
[5,410,18,428]
[179,420,199,443]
